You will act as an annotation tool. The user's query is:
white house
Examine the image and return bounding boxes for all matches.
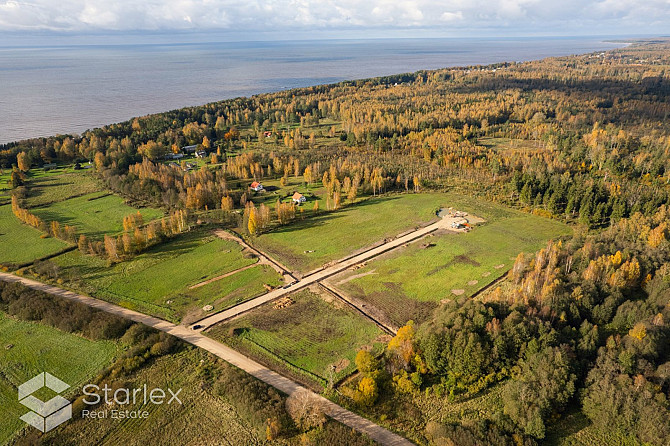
[292,192,306,204]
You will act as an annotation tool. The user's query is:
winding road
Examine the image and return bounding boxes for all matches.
[0,272,413,446]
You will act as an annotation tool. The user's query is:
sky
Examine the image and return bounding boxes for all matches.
[0,0,668,40]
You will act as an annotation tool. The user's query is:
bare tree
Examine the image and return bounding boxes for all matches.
[285,389,326,431]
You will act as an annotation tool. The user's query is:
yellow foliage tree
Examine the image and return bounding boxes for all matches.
[648,223,667,248]
[388,320,415,368]
[16,152,30,172]
[629,322,647,341]
[356,377,378,407]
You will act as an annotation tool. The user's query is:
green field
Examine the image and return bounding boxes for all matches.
[32,348,265,446]
[0,169,11,204]
[179,264,283,324]
[332,197,571,325]
[31,192,163,238]
[38,231,277,322]
[0,312,117,445]
[245,175,328,209]
[208,289,385,383]
[252,193,444,273]
[24,169,102,208]
[0,205,71,266]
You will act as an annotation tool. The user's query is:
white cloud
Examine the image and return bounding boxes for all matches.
[0,0,667,34]
[440,11,463,22]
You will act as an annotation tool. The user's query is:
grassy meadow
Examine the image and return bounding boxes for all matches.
[0,169,12,205]
[34,231,281,322]
[0,312,117,445]
[252,193,444,273]
[208,289,385,384]
[31,192,163,238]
[24,169,102,208]
[0,205,71,266]
[331,197,571,325]
[181,263,283,323]
[32,348,265,446]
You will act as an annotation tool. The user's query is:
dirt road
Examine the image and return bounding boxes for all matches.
[192,214,465,330]
[0,272,413,446]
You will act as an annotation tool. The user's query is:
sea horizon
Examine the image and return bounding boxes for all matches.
[0,35,628,144]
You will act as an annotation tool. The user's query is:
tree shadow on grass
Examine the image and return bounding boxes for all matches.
[263,195,405,236]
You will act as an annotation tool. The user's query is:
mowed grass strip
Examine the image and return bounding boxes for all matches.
[0,312,117,444]
[42,231,262,321]
[24,169,102,208]
[31,192,163,238]
[0,170,12,204]
[252,193,444,273]
[208,289,385,381]
[0,205,70,265]
[335,201,571,326]
[180,264,283,324]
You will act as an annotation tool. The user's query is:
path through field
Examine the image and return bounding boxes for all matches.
[193,214,467,330]
[0,272,413,446]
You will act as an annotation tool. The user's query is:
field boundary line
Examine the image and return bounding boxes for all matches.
[193,222,442,330]
[317,283,397,335]
[0,272,414,446]
[189,263,258,289]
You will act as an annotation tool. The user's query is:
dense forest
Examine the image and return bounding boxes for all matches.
[2,40,670,445]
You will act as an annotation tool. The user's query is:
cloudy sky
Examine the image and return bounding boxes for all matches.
[0,0,668,38]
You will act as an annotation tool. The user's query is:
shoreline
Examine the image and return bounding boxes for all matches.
[1,37,635,145]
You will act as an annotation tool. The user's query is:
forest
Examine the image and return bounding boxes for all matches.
[2,40,669,445]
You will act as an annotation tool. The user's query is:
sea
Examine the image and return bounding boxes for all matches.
[0,37,627,144]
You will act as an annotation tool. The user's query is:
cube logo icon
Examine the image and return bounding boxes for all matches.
[18,372,72,433]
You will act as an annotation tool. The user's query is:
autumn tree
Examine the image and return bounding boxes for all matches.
[388,320,416,369]
[285,389,326,432]
[16,152,30,172]
[138,140,166,160]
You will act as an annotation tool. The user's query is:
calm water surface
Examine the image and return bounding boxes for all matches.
[0,37,625,143]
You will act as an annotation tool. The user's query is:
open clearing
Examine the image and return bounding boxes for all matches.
[0,312,117,445]
[251,193,444,273]
[24,169,102,208]
[208,289,385,384]
[37,348,266,446]
[330,198,571,325]
[0,204,70,266]
[245,174,329,211]
[31,192,163,238]
[477,136,549,152]
[37,231,281,322]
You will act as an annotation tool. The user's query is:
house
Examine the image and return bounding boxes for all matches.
[182,145,198,153]
[292,192,306,204]
[250,181,264,192]
[164,152,184,160]
[195,150,207,158]
[263,131,272,138]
